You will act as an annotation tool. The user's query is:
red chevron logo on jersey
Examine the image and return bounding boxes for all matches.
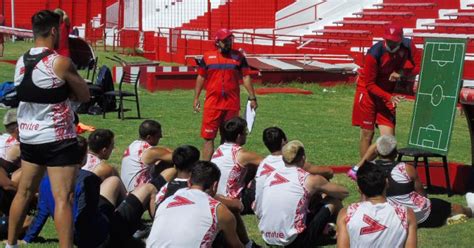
[260,164,275,176]
[270,173,289,186]
[212,148,224,159]
[360,214,387,235]
[167,196,195,208]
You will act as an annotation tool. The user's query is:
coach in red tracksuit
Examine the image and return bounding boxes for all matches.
[352,24,421,159]
[193,28,257,161]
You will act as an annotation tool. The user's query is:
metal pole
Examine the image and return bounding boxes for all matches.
[11,0,15,42]
[207,0,211,39]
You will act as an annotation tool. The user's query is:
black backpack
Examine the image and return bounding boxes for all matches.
[95,65,116,112]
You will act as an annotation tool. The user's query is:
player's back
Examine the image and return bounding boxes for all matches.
[211,142,246,198]
[121,140,151,192]
[147,188,220,248]
[346,201,408,248]
[258,166,309,246]
[254,154,284,218]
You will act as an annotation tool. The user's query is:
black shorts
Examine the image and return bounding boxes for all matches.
[103,194,145,239]
[286,205,332,248]
[20,138,82,166]
[419,198,451,228]
[0,188,15,215]
[241,179,256,215]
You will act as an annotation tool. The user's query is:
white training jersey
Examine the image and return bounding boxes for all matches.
[147,188,221,248]
[211,143,247,199]
[387,162,431,224]
[345,201,408,248]
[121,140,152,192]
[0,133,18,161]
[254,154,285,218]
[82,152,102,172]
[155,178,189,206]
[14,47,76,144]
[258,166,310,246]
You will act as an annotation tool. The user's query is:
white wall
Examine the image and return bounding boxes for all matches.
[123,0,226,31]
[275,0,382,36]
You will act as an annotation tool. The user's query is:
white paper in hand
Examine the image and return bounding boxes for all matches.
[245,100,256,133]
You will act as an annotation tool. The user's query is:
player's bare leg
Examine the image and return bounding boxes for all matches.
[202,139,214,161]
[359,128,375,158]
[48,165,78,248]
[100,176,127,206]
[7,161,45,246]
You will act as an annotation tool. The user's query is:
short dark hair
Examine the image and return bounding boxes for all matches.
[88,129,114,153]
[77,135,88,162]
[190,161,221,190]
[357,161,387,198]
[172,145,200,171]
[5,123,18,134]
[263,127,287,153]
[31,10,60,39]
[139,120,161,139]
[222,117,247,142]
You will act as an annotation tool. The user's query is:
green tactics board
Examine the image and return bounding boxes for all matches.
[408,38,467,155]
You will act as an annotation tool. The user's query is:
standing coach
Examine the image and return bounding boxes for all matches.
[193,28,258,160]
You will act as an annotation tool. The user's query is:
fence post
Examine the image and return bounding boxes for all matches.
[227,1,230,29]
[208,0,212,39]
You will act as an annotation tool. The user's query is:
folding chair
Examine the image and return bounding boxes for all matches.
[103,70,141,120]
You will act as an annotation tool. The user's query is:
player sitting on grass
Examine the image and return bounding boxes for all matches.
[147,161,243,248]
[373,135,473,227]
[0,109,23,214]
[258,140,348,247]
[210,117,263,247]
[22,136,172,247]
[337,161,417,248]
[121,120,174,192]
[154,145,200,212]
[253,127,334,217]
[82,129,119,181]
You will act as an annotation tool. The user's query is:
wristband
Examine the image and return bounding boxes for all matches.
[248,96,257,101]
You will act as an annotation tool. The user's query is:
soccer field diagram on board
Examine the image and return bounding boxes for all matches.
[408,38,466,155]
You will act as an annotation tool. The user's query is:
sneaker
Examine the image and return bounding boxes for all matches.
[347,166,358,181]
[447,214,468,225]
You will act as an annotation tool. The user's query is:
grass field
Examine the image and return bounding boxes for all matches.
[1,41,474,247]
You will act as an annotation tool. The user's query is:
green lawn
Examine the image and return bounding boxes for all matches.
[1,41,474,247]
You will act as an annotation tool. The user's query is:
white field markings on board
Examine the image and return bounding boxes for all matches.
[408,41,466,151]
[416,124,443,150]
[417,84,457,107]
[430,43,457,67]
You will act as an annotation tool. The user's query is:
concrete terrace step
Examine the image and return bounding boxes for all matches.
[353,11,415,17]
[333,20,391,26]
[422,23,474,28]
[373,3,437,8]
[313,29,372,36]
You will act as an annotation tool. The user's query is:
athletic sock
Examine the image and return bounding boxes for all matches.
[352,165,359,171]
[466,192,474,213]
[5,243,18,248]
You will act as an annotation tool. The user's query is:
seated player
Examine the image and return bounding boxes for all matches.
[0,109,22,215]
[254,127,334,217]
[373,135,473,226]
[22,137,172,247]
[210,117,263,246]
[0,109,21,173]
[154,145,200,213]
[121,120,174,192]
[147,161,243,248]
[337,161,417,248]
[258,140,348,247]
[82,129,119,181]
